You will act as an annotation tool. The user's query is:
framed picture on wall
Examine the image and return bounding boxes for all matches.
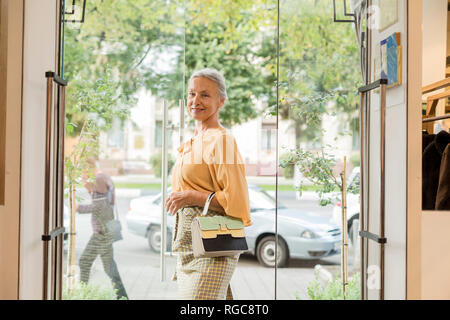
[380,32,402,88]
[378,0,398,32]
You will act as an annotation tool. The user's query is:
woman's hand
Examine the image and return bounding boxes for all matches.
[165,191,192,215]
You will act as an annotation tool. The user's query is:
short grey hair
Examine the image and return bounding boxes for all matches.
[188,68,228,102]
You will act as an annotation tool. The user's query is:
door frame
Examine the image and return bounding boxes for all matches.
[0,0,24,300]
[19,0,60,299]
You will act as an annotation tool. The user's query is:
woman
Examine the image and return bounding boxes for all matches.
[75,158,128,300]
[165,68,251,300]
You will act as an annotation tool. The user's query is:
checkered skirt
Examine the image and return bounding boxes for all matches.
[172,206,239,300]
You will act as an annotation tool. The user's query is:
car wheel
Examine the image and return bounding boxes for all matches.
[147,225,162,252]
[256,235,288,268]
[147,225,172,253]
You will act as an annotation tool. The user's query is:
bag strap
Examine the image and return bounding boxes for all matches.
[202,192,216,216]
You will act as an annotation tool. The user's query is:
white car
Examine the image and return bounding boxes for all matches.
[331,167,360,243]
[126,184,342,268]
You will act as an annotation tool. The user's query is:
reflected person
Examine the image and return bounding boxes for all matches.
[75,158,128,300]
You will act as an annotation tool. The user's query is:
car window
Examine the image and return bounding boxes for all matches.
[155,187,286,211]
[348,173,360,194]
[249,188,286,211]
[153,188,172,206]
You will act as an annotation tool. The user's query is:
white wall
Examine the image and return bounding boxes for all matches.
[422,0,447,129]
[422,0,447,87]
[20,0,58,299]
[366,0,407,300]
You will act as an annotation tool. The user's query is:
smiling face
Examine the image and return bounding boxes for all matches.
[187,77,225,122]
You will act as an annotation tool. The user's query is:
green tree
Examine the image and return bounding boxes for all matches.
[275,0,362,147]
[64,69,130,292]
[63,0,278,131]
[63,0,179,135]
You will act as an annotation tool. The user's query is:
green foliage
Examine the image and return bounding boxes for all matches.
[281,145,360,206]
[63,281,127,300]
[65,121,100,188]
[281,146,341,206]
[277,0,362,146]
[150,152,176,178]
[279,152,295,179]
[302,272,361,300]
[64,67,131,190]
[64,0,277,128]
[65,67,131,137]
[173,0,278,127]
[350,152,360,168]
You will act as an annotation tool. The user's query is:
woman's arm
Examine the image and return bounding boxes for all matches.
[165,190,225,215]
[187,190,225,214]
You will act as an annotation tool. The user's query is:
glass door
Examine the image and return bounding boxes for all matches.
[60,0,279,300]
[61,0,185,300]
[276,0,363,300]
[58,0,363,301]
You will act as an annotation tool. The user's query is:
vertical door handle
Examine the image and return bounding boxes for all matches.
[42,71,67,300]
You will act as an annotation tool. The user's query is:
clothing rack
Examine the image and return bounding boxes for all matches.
[422,78,450,133]
[423,114,450,124]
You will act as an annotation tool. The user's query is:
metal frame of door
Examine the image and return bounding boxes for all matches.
[42,72,67,300]
[42,0,66,300]
[358,78,388,300]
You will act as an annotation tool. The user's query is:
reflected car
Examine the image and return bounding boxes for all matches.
[126,184,341,268]
[331,167,360,243]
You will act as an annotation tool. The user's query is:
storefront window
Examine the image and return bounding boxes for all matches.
[278,0,362,300]
[60,0,363,300]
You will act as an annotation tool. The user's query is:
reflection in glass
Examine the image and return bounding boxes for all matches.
[278,0,362,300]
[60,0,363,300]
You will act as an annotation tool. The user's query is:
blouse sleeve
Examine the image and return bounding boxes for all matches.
[207,133,252,226]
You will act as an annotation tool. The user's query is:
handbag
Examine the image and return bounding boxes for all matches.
[191,192,248,258]
[107,204,123,242]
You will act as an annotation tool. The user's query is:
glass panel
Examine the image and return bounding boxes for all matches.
[61,0,367,301]
[278,0,362,300]
[62,0,185,300]
[182,0,278,300]
[61,0,279,301]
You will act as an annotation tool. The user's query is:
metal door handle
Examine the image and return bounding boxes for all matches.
[358,78,388,300]
[42,71,67,300]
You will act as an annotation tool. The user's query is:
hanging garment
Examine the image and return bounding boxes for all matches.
[422,132,436,153]
[435,144,450,210]
[422,130,450,210]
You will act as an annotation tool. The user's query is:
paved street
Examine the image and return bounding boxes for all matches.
[64,188,360,300]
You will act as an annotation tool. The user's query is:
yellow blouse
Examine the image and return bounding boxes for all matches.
[171,127,252,226]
